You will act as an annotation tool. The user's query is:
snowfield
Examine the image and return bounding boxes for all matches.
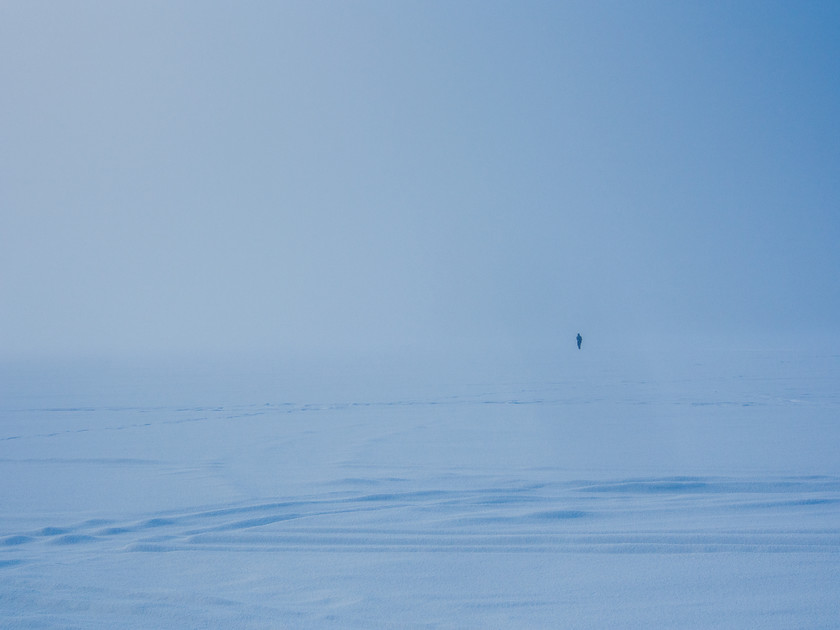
[2,343,839,628]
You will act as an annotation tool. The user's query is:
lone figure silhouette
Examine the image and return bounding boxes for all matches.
[576,333,582,350]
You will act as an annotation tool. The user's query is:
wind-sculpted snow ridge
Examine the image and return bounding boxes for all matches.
[3,475,839,557]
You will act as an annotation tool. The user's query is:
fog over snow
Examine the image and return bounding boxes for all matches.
[2,1,839,359]
[2,2,840,628]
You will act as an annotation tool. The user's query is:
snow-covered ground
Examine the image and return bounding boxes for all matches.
[2,342,839,628]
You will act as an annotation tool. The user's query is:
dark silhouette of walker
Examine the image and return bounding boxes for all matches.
[576,333,582,349]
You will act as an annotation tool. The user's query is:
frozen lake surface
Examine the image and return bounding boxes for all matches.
[2,342,839,628]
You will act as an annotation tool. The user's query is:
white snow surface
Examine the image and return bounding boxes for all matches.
[2,343,839,628]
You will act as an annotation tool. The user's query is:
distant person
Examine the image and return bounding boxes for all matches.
[576,333,582,349]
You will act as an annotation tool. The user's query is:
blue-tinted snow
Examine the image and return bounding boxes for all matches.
[1,344,839,628]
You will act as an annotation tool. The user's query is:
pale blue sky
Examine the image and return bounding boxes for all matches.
[2,1,839,359]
